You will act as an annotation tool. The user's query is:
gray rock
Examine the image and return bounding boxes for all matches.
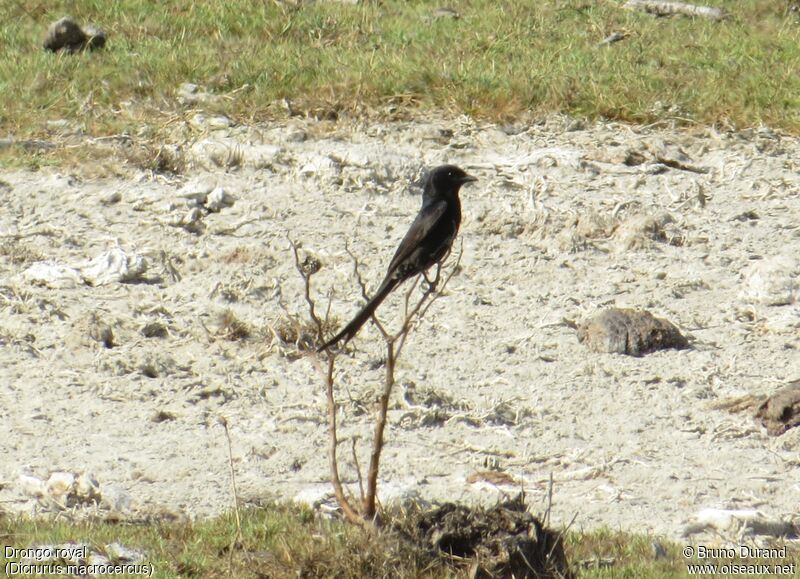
[578,308,688,356]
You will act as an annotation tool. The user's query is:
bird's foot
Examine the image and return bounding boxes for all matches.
[422,271,438,292]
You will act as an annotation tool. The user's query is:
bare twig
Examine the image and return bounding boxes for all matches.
[318,353,364,526]
[351,437,365,503]
[345,241,389,340]
[363,339,395,519]
[288,236,323,341]
[544,471,554,527]
[218,415,242,573]
[396,243,463,358]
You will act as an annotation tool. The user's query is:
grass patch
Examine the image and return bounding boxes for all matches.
[1,504,797,578]
[1,0,799,144]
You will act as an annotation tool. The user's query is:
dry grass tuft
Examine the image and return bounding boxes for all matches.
[215,309,251,341]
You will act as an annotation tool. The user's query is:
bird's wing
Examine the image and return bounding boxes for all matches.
[385,200,448,276]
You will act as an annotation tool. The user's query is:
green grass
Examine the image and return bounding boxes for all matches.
[1,505,797,578]
[1,0,800,141]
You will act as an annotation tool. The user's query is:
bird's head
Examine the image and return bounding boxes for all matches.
[425,164,477,198]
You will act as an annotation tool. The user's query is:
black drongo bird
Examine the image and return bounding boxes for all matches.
[317,164,476,351]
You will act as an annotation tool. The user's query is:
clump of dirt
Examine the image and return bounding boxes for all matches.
[396,496,572,579]
[756,382,800,436]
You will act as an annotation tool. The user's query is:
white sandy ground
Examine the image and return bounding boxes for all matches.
[1,115,799,543]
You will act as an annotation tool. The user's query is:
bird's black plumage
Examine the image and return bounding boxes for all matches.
[318,164,476,351]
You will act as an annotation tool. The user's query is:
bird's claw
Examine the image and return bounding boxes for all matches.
[422,268,441,292]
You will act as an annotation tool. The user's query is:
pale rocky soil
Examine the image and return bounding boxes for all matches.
[1,115,799,541]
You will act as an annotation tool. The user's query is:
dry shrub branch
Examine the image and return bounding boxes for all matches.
[290,237,462,526]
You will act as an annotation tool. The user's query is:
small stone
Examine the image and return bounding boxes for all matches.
[105,543,145,563]
[177,83,221,106]
[101,191,122,205]
[22,262,83,289]
[74,473,101,503]
[740,255,799,306]
[577,308,689,356]
[205,187,236,212]
[19,474,46,498]
[177,207,205,233]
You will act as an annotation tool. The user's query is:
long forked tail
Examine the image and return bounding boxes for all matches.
[317,276,399,352]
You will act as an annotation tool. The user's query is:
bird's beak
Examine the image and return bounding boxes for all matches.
[460,174,477,184]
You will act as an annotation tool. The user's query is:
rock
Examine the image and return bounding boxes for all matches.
[683,508,797,538]
[578,308,689,356]
[171,207,205,233]
[740,255,799,306]
[101,191,122,205]
[189,113,232,131]
[100,486,133,512]
[46,472,75,500]
[22,262,83,288]
[43,17,106,53]
[80,248,148,286]
[755,382,800,436]
[19,473,46,498]
[74,473,101,503]
[104,542,145,563]
[205,186,236,212]
[178,179,216,204]
[177,83,222,106]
